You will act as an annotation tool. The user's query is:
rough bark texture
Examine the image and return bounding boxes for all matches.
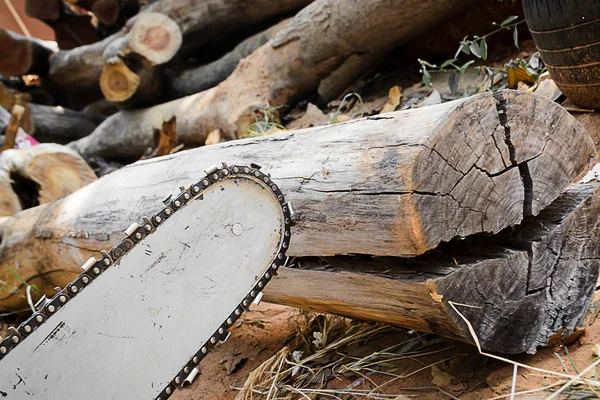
[0,29,58,76]
[265,183,600,354]
[168,19,290,98]
[2,90,596,312]
[48,0,312,102]
[71,0,479,157]
[30,104,106,144]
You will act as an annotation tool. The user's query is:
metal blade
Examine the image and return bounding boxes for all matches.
[0,166,290,400]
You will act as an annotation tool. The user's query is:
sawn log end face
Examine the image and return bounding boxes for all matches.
[434,183,600,354]
[409,90,596,256]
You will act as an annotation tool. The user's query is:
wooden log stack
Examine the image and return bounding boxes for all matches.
[0,0,598,355]
[0,90,596,354]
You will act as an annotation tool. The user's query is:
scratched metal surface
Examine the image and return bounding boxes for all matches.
[0,177,283,399]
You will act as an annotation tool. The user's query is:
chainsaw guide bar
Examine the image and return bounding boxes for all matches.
[0,163,293,399]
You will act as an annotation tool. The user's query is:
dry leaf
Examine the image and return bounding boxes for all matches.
[506,65,535,89]
[416,89,442,107]
[431,365,454,387]
[141,117,177,159]
[380,85,402,114]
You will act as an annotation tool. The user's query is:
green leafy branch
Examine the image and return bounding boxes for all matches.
[418,16,527,95]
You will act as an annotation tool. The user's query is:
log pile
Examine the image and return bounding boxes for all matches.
[1,0,599,355]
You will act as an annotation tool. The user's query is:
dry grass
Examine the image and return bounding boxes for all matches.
[235,313,464,399]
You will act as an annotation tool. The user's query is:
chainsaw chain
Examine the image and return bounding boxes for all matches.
[0,163,293,400]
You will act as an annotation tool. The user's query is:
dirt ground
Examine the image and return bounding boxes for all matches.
[170,294,600,400]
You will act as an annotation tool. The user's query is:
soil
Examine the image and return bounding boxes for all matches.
[173,297,600,400]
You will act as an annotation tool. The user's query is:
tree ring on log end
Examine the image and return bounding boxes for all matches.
[128,12,183,65]
[100,60,141,102]
[410,90,596,255]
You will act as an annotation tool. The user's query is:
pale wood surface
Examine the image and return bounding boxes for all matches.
[2,91,595,313]
[266,183,600,354]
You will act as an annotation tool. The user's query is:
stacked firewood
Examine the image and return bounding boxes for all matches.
[1,0,600,355]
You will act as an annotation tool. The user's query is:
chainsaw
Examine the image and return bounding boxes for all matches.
[0,162,293,399]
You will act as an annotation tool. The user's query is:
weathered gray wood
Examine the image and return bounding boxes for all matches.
[1,90,595,313]
[265,183,600,354]
[30,104,105,144]
[70,0,478,154]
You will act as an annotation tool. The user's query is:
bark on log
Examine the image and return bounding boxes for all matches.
[29,104,106,144]
[265,183,600,354]
[0,144,97,217]
[48,0,312,104]
[26,0,102,50]
[168,19,289,98]
[71,0,480,157]
[0,29,58,77]
[2,90,596,311]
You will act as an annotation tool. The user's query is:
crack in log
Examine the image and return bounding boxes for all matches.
[494,91,534,218]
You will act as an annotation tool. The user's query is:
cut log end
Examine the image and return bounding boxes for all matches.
[92,0,120,26]
[100,60,141,102]
[408,90,596,255]
[128,12,182,64]
[0,30,33,77]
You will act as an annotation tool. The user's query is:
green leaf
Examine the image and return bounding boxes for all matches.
[469,41,482,58]
[422,68,432,87]
[448,71,459,95]
[459,60,475,73]
[418,59,437,68]
[500,15,519,27]
[461,42,471,55]
[513,26,519,48]
[441,58,458,69]
[480,38,488,60]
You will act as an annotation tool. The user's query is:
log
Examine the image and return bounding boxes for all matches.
[1,90,595,311]
[48,0,312,104]
[71,0,480,157]
[0,29,58,76]
[265,182,600,354]
[25,0,102,50]
[0,144,97,213]
[168,19,290,98]
[29,104,106,144]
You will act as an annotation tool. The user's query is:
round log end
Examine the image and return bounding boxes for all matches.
[410,90,596,253]
[100,60,141,102]
[25,0,61,21]
[128,12,183,65]
[0,29,33,76]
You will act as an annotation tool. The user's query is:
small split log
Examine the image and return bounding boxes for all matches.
[265,183,600,354]
[1,90,595,311]
[0,29,57,77]
[0,105,25,152]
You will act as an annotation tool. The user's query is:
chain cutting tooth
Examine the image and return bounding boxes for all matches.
[81,257,97,273]
[124,222,140,237]
[34,294,50,312]
[252,292,264,306]
[204,164,219,175]
[183,367,200,386]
